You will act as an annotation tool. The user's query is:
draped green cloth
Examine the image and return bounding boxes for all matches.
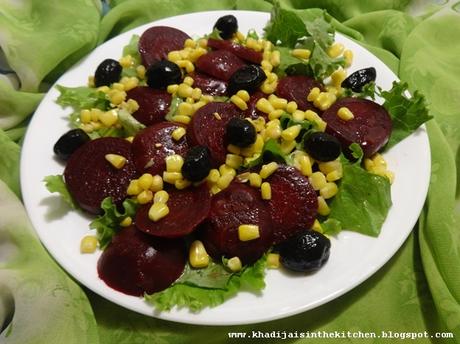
[1,0,459,342]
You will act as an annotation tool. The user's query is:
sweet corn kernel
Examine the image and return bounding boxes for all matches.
[120,216,132,227]
[256,98,275,114]
[172,115,191,125]
[88,75,95,87]
[281,124,301,141]
[168,51,182,62]
[268,109,284,121]
[261,60,273,72]
[189,48,207,62]
[210,185,222,195]
[318,160,342,175]
[207,169,220,183]
[267,72,278,84]
[249,173,262,188]
[267,253,280,269]
[219,164,236,177]
[121,77,139,91]
[298,154,313,176]
[148,202,169,222]
[108,90,126,105]
[153,190,169,204]
[198,38,208,48]
[230,95,248,110]
[216,173,234,189]
[286,101,298,113]
[127,180,141,195]
[138,173,154,190]
[307,87,321,102]
[314,92,336,111]
[260,162,278,179]
[326,170,342,182]
[312,219,323,233]
[317,196,330,216]
[343,49,353,67]
[384,170,395,183]
[99,110,118,127]
[280,139,297,155]
[327,42,344,58]
[227,256,242,272]
[193,100,206,111]
[80,235,98,253]
[261,182,272,200]
[264,124,282,140]
[163,172,183,184]
[225,154,243,169]
[331,69,347,87]
[150,175,164,192]
[105,154,126,169]
[268,95,288,110]
[167,84,179,94]
[91,108,102,122]
[91,121,101,130]
[213,112,222,120]
[227,144,241,155]
[373,154,387,168]
[177,102,193,116]
[137,190,153,204]
[260,81,277,94]
[184,38,196,48]
[292,48,311,59]
[165,154,184,173]
[97,86,110,94]
[292,110,305,122]
[309,172,327,190]
[320,182,339,199]
[189,240,209,268]
[177,83,193,98]
[185,97,195,104]
[175,178,191,189]
[80,109,91,124]
[136,65,146,79]
[270,50,281,66]
[364,158,374,171]
[236,90,250,102]
[238,224,260,241]
[119,55,134,68]
[236,172,251,183]
[172,127,186,141]
[176,60,195,73]
[191,87,202,100]
[337,107,354,121]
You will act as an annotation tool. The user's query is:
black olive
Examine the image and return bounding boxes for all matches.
[181,146,212,182]
[226,118,256,148]
[277,230,331,272]
[53,129,91,161]
[146,60,182,89]
[228,65,266,95]
[213,15,238,40]
[341,67,376,92]
[94,59,122,87]
[303,132,341,162]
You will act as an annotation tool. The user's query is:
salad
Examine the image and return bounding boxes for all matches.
[44,4,431,312]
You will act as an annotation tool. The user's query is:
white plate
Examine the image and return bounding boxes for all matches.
[20,10,430,325]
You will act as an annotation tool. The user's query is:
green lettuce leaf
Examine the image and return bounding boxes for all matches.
[146,256,266,312]
[164,96,183,121]
[243,138,286,168]
[89,197,138,249]
[380,81,432,149]
[56,85,109,110]
[264,2,308,48]
[327,157,392,237]
[122,34,140,64]
[176,262,233,289]
[43,174,77,209]
[117,109,146,136]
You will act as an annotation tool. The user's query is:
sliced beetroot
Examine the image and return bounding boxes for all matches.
[321,97,392,157]
[126,86,171,126]
[190,72,228,96]
[243,91,268,120]
[275,76,323,112]
[196,50,245,81]
[266,165,318,244]
[139,26,190,68]
[132,122,189,176]
[97,225,186,296]
[188,102,242,164]
[199,182,273,264]
[64,137,138,214]
[136,183,211,238]
[207,38,263,64]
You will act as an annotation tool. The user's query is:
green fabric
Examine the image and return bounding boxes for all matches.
[1,0,459,343]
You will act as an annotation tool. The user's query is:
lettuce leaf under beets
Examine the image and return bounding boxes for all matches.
[381,81,432,149]
[146,256,266,312]
[89,197,138,249]
[43,174,77,209]
[327,155,392,237]
[264,3,307,48]
[56,85,109,111]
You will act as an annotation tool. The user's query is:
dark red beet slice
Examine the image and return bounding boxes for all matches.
[136,184,211,238]
[126,86,171,126]
[190,72,228,96]
[243,91,268,120]
[196,50,245,81]
[199,182,273,264]
[275,76,323,111]
[207,38,263,64]
[321,97,392,158]
[98,226,186,296]
[132,122,189,176]
[139,26,190,68]
[266,165,318,244]
[64,137,138,214]
[188,102,242,164]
